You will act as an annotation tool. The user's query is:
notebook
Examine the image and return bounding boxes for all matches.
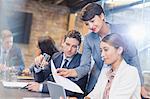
[2,81,28,88]
[47,81,66,99]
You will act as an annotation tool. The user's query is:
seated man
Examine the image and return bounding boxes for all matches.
[26,30,88,98]
[0,29,25,75]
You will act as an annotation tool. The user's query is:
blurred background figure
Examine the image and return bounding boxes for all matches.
[35,36,59,57]
[22,36,59,76]
[0,29,25,75]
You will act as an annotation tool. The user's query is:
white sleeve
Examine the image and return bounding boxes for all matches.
[33,66,43,73]
[87,67,107,99]
[39,83,43,92]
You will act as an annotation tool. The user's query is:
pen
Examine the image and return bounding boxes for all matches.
[21,84,30,89]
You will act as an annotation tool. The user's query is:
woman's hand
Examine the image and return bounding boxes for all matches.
[57,68,77,78]
[34,54,49,68]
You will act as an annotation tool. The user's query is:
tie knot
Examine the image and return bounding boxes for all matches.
[62,59,69,68]
[64,59,68,62]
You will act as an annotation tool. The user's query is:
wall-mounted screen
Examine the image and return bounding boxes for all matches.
[0,11,32,44]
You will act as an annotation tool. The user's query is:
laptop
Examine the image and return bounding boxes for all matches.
[47,81,67,99]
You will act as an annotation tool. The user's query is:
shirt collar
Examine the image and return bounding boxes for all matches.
[98,23,111,40]
[60,53,73,68]
[1,46,9,54]
[62,53,73,63]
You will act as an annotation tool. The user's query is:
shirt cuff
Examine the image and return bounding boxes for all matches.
[39,83,43,92]
[34,66,42,73]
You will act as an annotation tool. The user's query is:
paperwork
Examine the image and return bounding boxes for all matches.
[51,60,83,94]
[17,76,34,80]
[2,81,28,88]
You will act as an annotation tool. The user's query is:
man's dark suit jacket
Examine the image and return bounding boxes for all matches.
[0,45,25,75]
[33,52,88,98]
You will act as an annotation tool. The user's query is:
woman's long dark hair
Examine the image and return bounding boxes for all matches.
[38,36,59,57]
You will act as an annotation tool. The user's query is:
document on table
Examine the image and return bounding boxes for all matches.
[17,76,34,80]
[2,81,28,88]
[51,60,83,94]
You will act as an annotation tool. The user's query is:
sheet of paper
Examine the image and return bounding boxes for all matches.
[2,81,28,88]
[51,60,83,94]
[17,76,34,80]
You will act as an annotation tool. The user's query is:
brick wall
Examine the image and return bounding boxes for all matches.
[5,0,70,67]
[0,0,87,67]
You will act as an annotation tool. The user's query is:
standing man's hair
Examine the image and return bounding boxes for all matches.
[81,2,104,21]
[64,30,82,46]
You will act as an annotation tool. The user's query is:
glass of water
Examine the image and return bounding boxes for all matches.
[8,66,17,82]
[39,53,51,69]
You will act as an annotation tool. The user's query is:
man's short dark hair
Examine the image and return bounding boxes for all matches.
[64,30,82,46]
[81,2,104,21]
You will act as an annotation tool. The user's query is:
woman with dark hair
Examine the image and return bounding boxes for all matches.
[37,36,59,57]
[22,36,59,75]
[85,33,141,99]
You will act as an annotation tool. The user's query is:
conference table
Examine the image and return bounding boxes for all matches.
[0,78,50,99]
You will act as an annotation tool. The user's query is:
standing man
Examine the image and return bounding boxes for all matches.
[26,30,88,98]
[57,3,149,98]
[0,29,25,75]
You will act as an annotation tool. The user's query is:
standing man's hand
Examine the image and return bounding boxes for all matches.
[57,68,78,78]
